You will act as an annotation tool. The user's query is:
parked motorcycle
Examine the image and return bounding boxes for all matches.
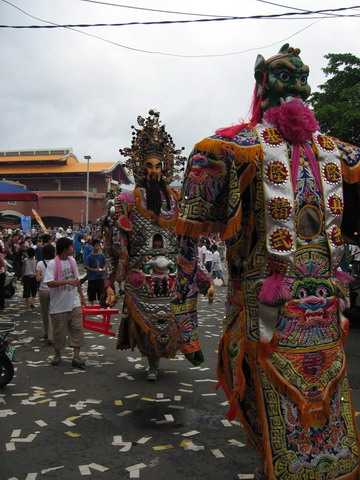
[0,322,15,388]
[4,259,16,298]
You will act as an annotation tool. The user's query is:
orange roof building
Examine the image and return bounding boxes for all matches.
[0,148,131,229]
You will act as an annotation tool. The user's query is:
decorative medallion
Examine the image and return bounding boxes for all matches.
[269,228,294,252]
[328,194,344,216]
[261,127,284,147]
[329,226,344,248]
[323,162,341,184]
[315,134,336,152]
[266,161,289,185]
[268,197,291,221]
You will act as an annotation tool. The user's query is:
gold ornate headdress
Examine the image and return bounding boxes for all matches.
[119,109,186,186]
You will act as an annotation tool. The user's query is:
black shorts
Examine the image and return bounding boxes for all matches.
[88,278,105,302]
[23,276,37,298]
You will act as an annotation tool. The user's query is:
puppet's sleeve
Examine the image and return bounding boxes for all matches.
[334,138,360,242]
[103,191,132,291]
[172,136,258,352]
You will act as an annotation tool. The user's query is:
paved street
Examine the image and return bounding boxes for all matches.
[1,279,360,480]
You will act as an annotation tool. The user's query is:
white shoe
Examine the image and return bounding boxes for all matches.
[146,368,158,381]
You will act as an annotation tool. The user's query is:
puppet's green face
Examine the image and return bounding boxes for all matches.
[255,48,311,110]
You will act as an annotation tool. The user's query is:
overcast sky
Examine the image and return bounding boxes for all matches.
[0,0,359,169]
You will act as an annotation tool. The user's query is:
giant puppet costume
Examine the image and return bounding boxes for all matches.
[175,45,360,479]
[102,110,211,381]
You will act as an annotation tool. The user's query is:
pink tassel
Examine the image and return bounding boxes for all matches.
[291,144,300,191]
[335,270,355,284]
[258,272,292,306]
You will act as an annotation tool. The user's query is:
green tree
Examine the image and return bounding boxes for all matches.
[309,53,360,145]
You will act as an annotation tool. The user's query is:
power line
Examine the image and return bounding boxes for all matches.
[78,0,234,18]
[254,0,355,17]
[0,0,355,58]
[1,1,360,28]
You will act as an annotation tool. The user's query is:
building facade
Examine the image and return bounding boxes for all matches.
[0,148,131,229]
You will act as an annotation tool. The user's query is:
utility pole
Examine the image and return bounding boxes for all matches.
[84,155,91,229]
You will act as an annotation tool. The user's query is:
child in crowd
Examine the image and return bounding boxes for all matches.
[21,247,38,310]
[36,244,56,344]
[84,239,107,305]
[204,239,213,273]
[211,244,227,287]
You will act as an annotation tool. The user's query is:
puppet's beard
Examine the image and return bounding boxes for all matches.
[263,97,319,143]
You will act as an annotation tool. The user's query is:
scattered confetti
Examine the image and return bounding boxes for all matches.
[211,449,225,458]
[136,436,151,444]
[228,439,246,447]
[117,410,133,417]
[181,430,200,437]
[87,463,109,472]
[221,419,232,427]
[35,420,47,427]
[152,444,174,451]
[65,431,81,437]
[41,466,64,474]
[125,463,147,472]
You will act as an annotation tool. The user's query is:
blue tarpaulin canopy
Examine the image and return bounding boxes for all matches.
[0,180,41,201]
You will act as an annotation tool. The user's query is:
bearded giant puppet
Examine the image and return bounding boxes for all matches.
[175,45,360,479]
[102,110,212,381]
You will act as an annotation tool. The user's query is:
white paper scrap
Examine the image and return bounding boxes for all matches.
[127,356,142,362]
[165,414,174,422]
[221,419,232,427]
[228,439,246,447]
[211,449,225,458]
[50,389,76,393]
[129,470,139,478]
[41,466,64,474]
[119,442,132,452]
[78,465,91,475]
[11,429,21,437]
[0,409,17,417]
[112,435,123,445]
[117,372,135,380]
[35,420,47,427]
[88,463,109,472]
[136,436,151,444]
[238,475,254,479]
[125,463,147,472]
[25,474,38,480]
[117,410,133,417]
[183,441,204,451]
[12,434,37,443]
[195,379,218,383]
[62,420,76,427]
[6,442,16,451]
[182,430,200,437]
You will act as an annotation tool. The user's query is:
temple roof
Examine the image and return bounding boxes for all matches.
[0,148,130,181]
